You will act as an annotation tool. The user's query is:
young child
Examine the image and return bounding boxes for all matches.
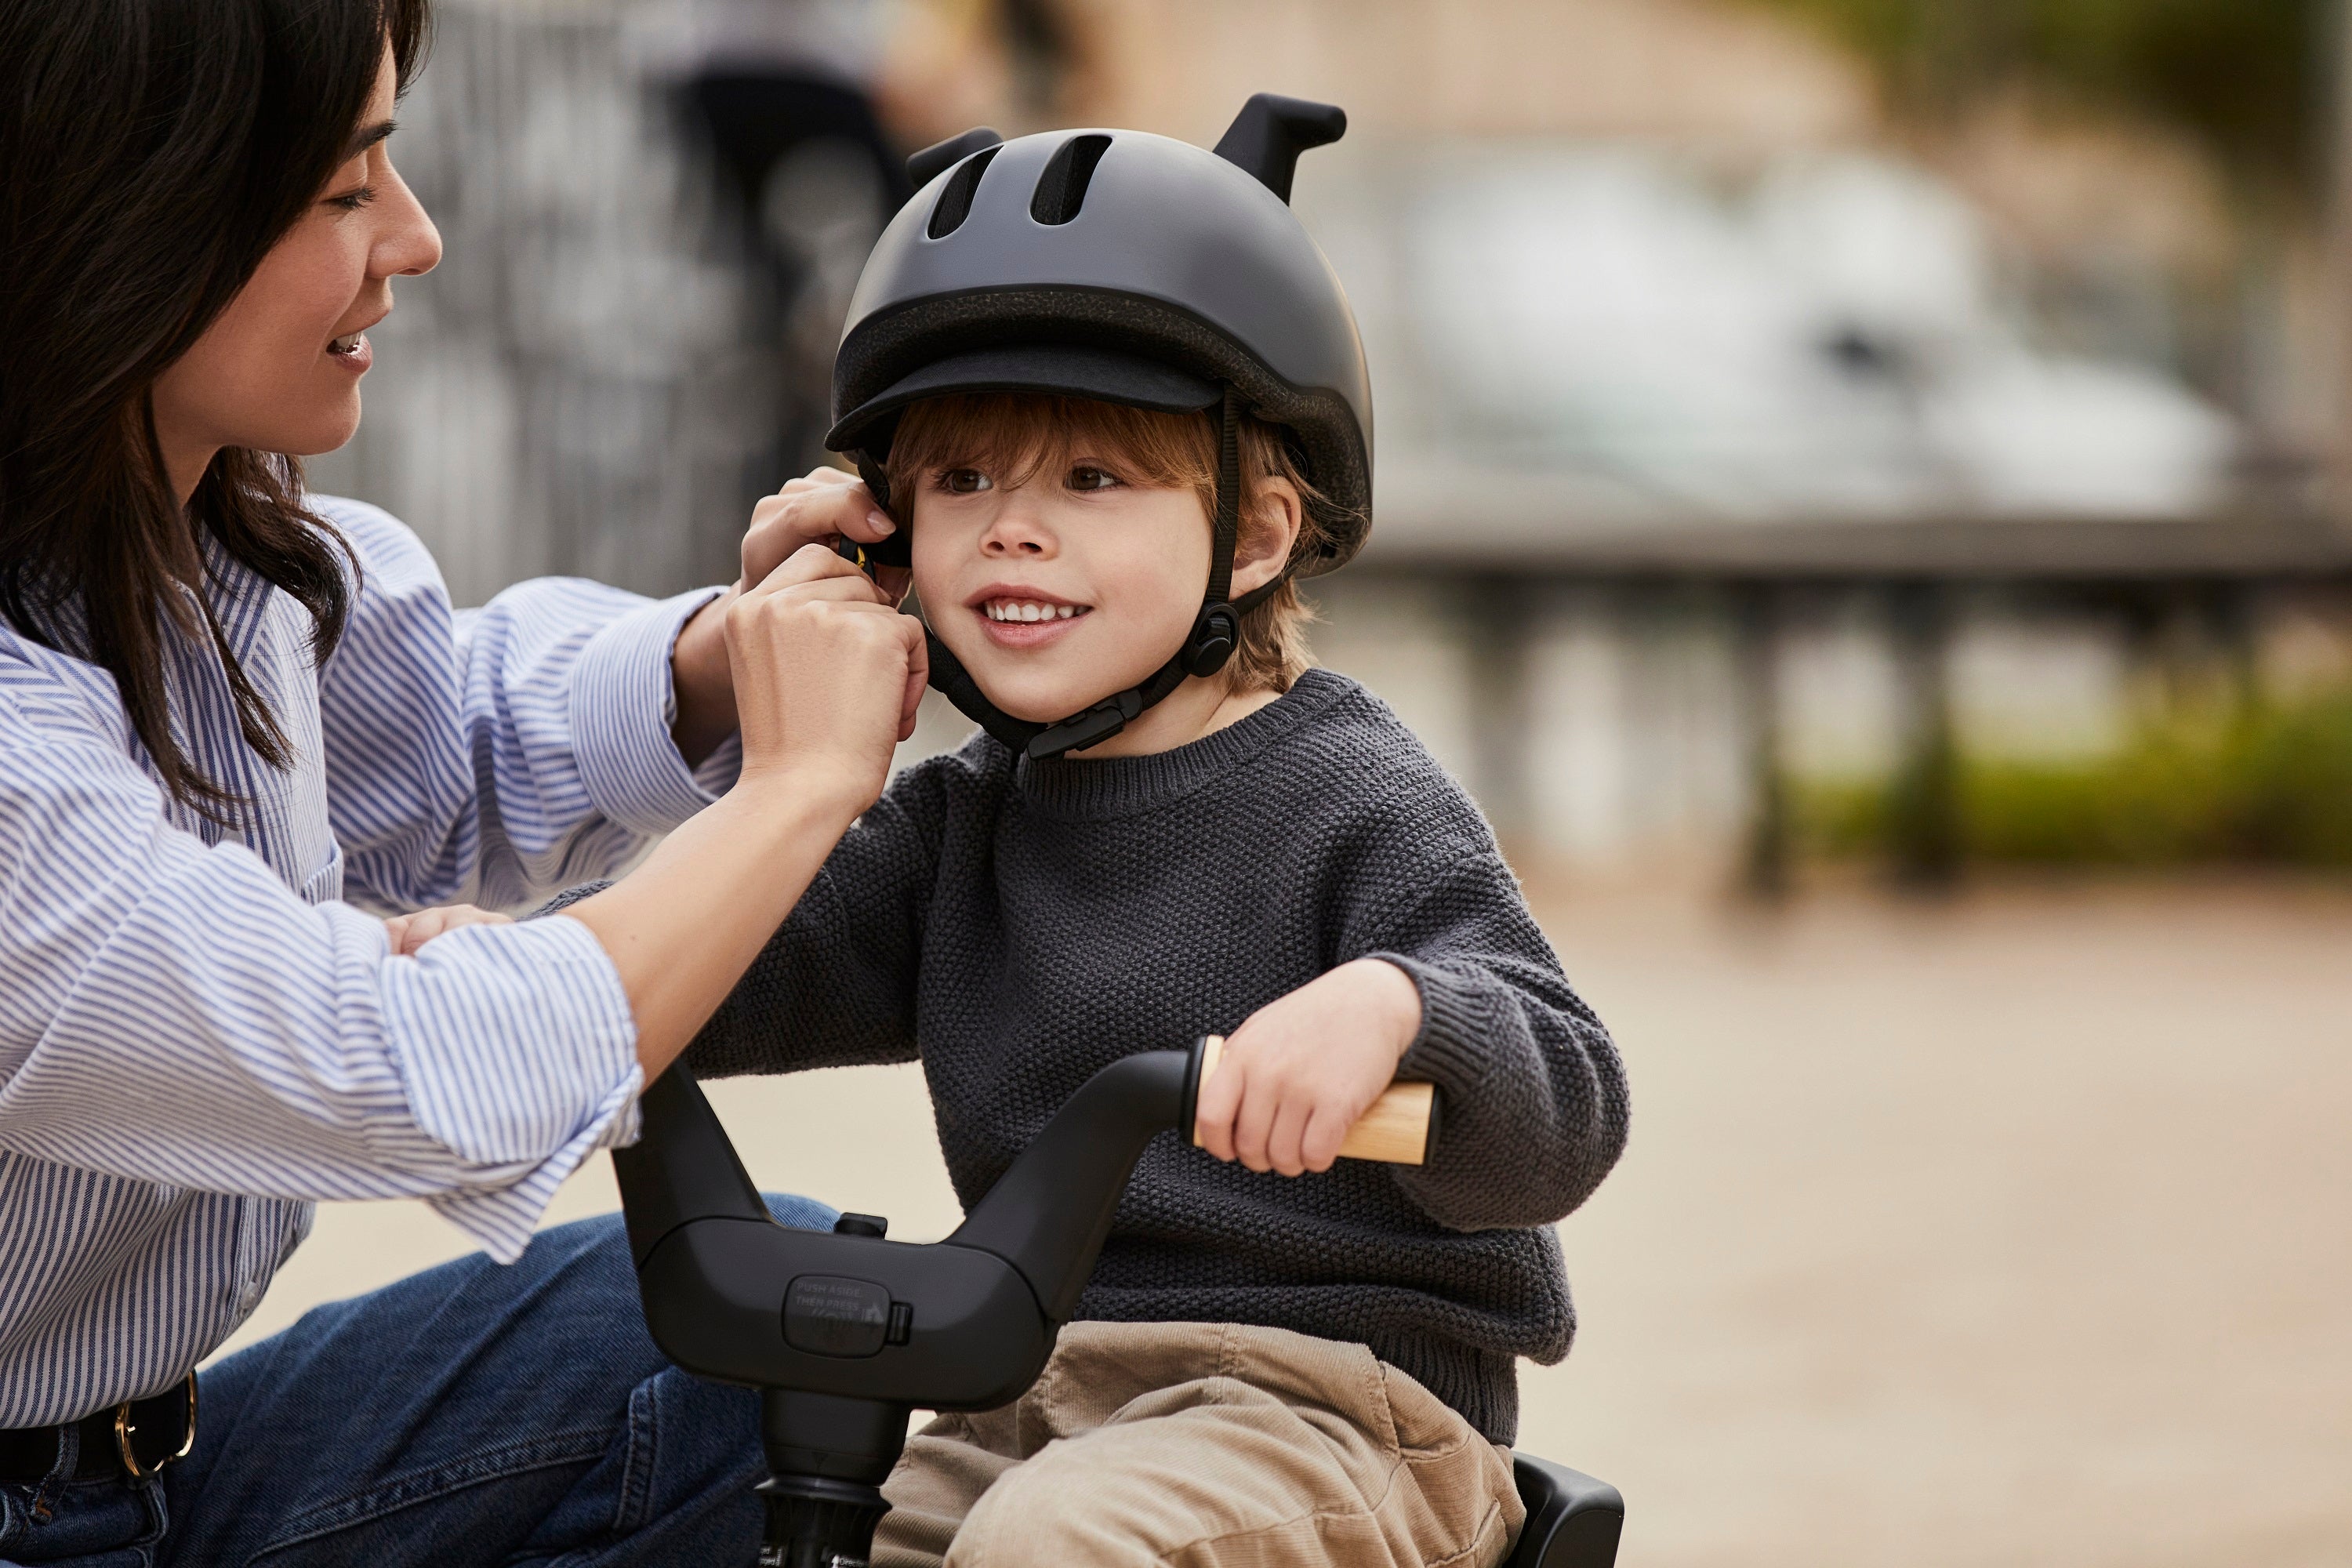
[689,106,1630,1568]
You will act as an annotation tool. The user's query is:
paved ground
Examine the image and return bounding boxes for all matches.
[213,877,2352,1565]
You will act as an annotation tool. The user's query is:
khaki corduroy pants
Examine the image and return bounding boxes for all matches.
[871,1321,1523,1568]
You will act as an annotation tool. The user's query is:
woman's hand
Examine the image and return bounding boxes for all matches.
[1192,958,1425,1176]
[672,467,906,764]
[725,542,927,810]
[384,903,512,956]
[561,543,927,1080]
[739,467,910,603]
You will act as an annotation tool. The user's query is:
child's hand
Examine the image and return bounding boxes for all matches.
[384,903,513,956]
[1192,958,1425,1176]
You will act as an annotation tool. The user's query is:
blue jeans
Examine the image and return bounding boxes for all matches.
[0,1196,835,1568]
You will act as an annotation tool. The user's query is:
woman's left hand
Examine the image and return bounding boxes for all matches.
[670,467,908,765]
[384,903,513,956]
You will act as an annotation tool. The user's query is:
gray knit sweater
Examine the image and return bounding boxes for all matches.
[677,669,1628,1443]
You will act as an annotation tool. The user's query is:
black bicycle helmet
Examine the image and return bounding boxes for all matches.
[829,93,1372,760]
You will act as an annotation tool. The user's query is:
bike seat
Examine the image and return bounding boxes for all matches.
[1504,1454,1624,1568]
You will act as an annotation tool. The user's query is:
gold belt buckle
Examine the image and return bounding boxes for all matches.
[113,1372,197,1481]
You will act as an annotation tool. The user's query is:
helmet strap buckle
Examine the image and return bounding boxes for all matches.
[1025,688,1145,760]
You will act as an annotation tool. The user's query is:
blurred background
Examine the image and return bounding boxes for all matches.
[265,1,2352,1562]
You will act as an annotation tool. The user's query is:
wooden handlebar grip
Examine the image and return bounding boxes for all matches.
[1191,1035,1436,1166]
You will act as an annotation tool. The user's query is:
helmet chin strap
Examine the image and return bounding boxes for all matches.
[858,388,1291,763]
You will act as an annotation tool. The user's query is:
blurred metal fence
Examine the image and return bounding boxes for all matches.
[1327,521,2352,893]
[309,1,2352,887]
[307,0,777,605]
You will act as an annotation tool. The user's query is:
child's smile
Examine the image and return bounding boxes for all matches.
[972,586,1093,649]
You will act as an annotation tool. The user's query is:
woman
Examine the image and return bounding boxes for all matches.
[0,0,914,1560]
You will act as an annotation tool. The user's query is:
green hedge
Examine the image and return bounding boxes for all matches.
[1799,687,2352,867]
[1744,0,2328,194]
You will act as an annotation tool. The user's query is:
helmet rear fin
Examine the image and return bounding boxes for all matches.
[1211,93,1345,204]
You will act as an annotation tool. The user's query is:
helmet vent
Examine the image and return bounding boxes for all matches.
[1029,134,1112,226]
[926,145,1001,239]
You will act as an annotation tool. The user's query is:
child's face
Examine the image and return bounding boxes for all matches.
[908,447,1213,724]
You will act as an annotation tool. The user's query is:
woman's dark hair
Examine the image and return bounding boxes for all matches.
[0,0,431,817]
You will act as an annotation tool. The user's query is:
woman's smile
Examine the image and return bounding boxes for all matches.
[325,305,388,374]
[326,330,372,372]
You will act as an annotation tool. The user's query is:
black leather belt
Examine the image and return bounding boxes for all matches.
[0,1375,196,1485]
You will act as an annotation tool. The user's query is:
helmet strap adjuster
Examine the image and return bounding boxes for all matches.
[1181,603,1237,678]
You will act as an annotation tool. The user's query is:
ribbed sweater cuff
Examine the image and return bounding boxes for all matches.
[1377,953,1495,1100]
[1375,1337,1521,1446]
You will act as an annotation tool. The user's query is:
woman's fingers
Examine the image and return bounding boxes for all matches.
[898,625,931,740]
[726,549,924,809]
[740,468,897,590]
[738,539,892,605]
[384,904,514,956]
[672,546,877,757]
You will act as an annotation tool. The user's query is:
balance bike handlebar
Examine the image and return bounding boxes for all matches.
[612,1036,1434,1408]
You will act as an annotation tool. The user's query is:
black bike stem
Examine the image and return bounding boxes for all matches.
[610,1041,1212,1566]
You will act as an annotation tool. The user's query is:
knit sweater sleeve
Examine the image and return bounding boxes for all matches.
[678,753,967,1078]
[1331,782,1630,1234]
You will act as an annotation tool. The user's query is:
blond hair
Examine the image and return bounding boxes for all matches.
[884,393,1328,693]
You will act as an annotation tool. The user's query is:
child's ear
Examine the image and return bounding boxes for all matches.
[1232,474,1303,595]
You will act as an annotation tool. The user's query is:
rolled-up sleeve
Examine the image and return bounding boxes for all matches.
[0,697,642,1261]
[317,496,740,914]
[571,593,745,834]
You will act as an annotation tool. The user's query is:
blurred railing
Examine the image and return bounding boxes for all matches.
[1330,514,2352,892]
[314,1,2352,890]
[307,0,775,605]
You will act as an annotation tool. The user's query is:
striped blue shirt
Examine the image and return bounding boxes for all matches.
[0,497,739,1427]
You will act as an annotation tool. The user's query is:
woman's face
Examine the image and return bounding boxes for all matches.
[151,45,440,496]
